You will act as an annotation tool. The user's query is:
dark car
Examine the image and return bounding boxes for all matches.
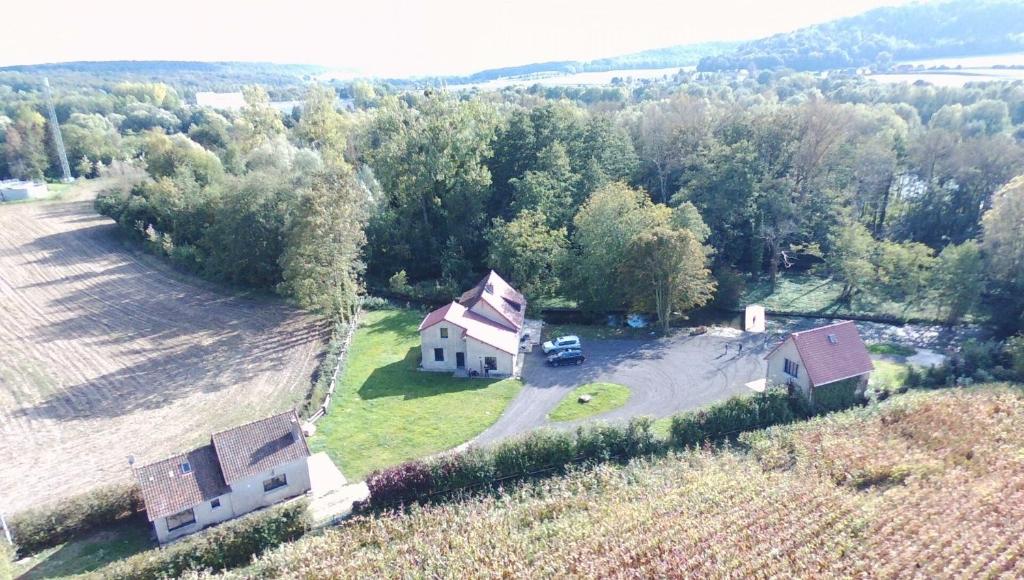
[546,349,585,366]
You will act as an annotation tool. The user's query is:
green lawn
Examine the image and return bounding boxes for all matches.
[548,382,631,422]
[310,308,522,480]
[868,343,918,357]
[13,519,153,578]
[544,323,656,341]
[742,274,958,323]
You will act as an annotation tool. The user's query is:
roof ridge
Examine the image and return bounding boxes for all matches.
[137,443,212,470]
[791,320,853,336]
[210,409,298,439]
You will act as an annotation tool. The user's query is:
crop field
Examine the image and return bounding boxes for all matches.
[0,189,325,513]
[235,386,1024,578]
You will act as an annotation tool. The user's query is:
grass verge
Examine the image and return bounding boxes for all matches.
[13,519,152,578]
[310,308,522,480]
[868,342,918,357]
[548,383,631,422]
[870,359,911,394]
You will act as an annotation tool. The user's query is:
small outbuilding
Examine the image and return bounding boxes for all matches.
[0,180,48,202]
[744,305,765,333]
[765,321,874,401]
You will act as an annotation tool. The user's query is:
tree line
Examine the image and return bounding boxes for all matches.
[4,69,1024,333]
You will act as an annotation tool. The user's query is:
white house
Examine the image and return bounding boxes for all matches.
[135,410,311,543]
[765,321,874,400]
[419,271,525,377]
[0,179,48,202]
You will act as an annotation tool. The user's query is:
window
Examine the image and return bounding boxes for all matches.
[179,461,192,475]
[440,327,448,339]
[263,474,288,493]
[210,498,221,509]
[484,356,497,371]
[434,347,445,362]
[827,334,838,345]
[784,358,800,378]
[166,508,196,531]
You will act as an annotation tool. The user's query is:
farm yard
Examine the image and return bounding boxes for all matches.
[0,189,325,514]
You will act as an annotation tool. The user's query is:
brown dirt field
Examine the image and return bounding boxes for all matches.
[0,182,326,514]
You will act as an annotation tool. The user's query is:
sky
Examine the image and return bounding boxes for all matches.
[2,0,914,77]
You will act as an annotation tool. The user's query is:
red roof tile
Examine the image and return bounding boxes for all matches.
[419,301,519,354]
[212,410,310,484]
[135,445,229,521]
[785,321,874,387]
[458,271,526,330]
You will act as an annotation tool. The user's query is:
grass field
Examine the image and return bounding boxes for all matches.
[310,309,522,480]
[743,274,958,322]
[13,519,152,578]
[0,193,324,513]
[870,359,911,394]
[548,382,631,422]
[234,386,1024,577]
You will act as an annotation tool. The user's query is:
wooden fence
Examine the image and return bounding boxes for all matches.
[308,313,359,424]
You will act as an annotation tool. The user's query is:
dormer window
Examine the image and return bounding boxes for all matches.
[179,461,192,475]
[484,283,494,294]
[827,334,838,345]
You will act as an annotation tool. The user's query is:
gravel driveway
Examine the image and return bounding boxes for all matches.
[475,330,771,444]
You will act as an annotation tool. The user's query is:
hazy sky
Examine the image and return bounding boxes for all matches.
[3,0,913,77]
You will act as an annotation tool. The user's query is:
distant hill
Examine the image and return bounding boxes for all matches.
[698,0,1024,71]
[447,41,739,84]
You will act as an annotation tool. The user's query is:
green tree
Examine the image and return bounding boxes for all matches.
[3,107,48,180]
[486,210,568,299]
[279,171,369,322]
[236,86,285,152]
[295,84,350,172]
[623,225,715,334]
[829,221,876,301]
[508,142,578,228]
[932,240,984,324]
[982,175,1024,332]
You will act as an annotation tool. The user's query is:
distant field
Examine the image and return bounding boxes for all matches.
[457,67,690,90]
[237,386,1024,577]
[0,190,324,513]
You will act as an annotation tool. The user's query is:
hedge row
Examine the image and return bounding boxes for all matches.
[9,483,142,556]
[301,319,350,418]
[100,499,310,579]
[368,387,865,508]
[367,417,659,507]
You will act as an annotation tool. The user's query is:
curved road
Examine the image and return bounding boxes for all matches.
[475,330,771,444]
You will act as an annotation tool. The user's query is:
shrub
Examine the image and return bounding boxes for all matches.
[492,430,576,479]
[360,295,391,311]
[811,378,864,414]
[428,448,495,492]
[100,499,309,579]
[575,417,659,461]
[388,270,411,294]
[366,461,433,505]
[670,389,795,448]
[9,483,142,556]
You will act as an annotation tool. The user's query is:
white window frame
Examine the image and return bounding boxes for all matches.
[784,358,800,378]
[263,474,288,493]
[166,508,196,531]
[210,498,221,509]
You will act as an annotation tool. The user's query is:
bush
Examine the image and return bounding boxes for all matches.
[492,430,576,479]
[360,295,391,311]
[811,378,864,414]
[670,389,795,448]
[366,461,433,505]
[428,447,495,492]
[9,483,142,556]
[100,499,310,579]
[575,417,659,461]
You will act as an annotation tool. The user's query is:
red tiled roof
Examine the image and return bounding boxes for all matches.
[458,270,526,330]
[784,321,874,387]
[212,410,310,484]
[419,301,519,354]
[135,445,229,521]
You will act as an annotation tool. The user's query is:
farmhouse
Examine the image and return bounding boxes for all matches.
[419,270,525,377]
[135,410,311,543]
[765,321,874,399]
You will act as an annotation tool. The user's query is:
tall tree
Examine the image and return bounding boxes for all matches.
[486,210,568,299]
[982,175,1024,333]
[295,84,350,172]
[236,86,285,153]
[3,107,48,180]
[933,240,984,324]
[279,171,369,322]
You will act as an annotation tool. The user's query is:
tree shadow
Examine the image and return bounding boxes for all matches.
[18,517,154,579]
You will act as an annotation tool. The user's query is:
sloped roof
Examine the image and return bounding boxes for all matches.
[769,321,874,387]
[419,301,519,354]
[135,445,230,521]
[458,271,526,330]
[212,410,310,484]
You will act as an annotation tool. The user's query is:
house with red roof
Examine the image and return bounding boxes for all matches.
[419,271,525,377]
[765,321,874,400]
[134,410,311,543]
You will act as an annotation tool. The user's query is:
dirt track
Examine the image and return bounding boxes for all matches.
[0,189,325,513]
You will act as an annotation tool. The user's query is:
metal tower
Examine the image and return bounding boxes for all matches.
[43,78,73,183]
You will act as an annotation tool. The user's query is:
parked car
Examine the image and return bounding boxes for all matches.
[542,335,581,354]
[547,349,585,366]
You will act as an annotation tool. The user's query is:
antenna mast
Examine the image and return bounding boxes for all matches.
[43,77,73,183]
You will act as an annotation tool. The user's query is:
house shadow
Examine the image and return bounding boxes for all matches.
[17,516,154,579]
[357,347,501,401]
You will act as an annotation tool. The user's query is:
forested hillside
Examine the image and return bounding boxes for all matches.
[699,0,1024,71]
[3,64,1024,333]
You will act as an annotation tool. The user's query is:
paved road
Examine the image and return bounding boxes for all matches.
[475,330,771,444]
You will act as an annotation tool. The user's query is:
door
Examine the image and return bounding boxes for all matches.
[456,352,465,368]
